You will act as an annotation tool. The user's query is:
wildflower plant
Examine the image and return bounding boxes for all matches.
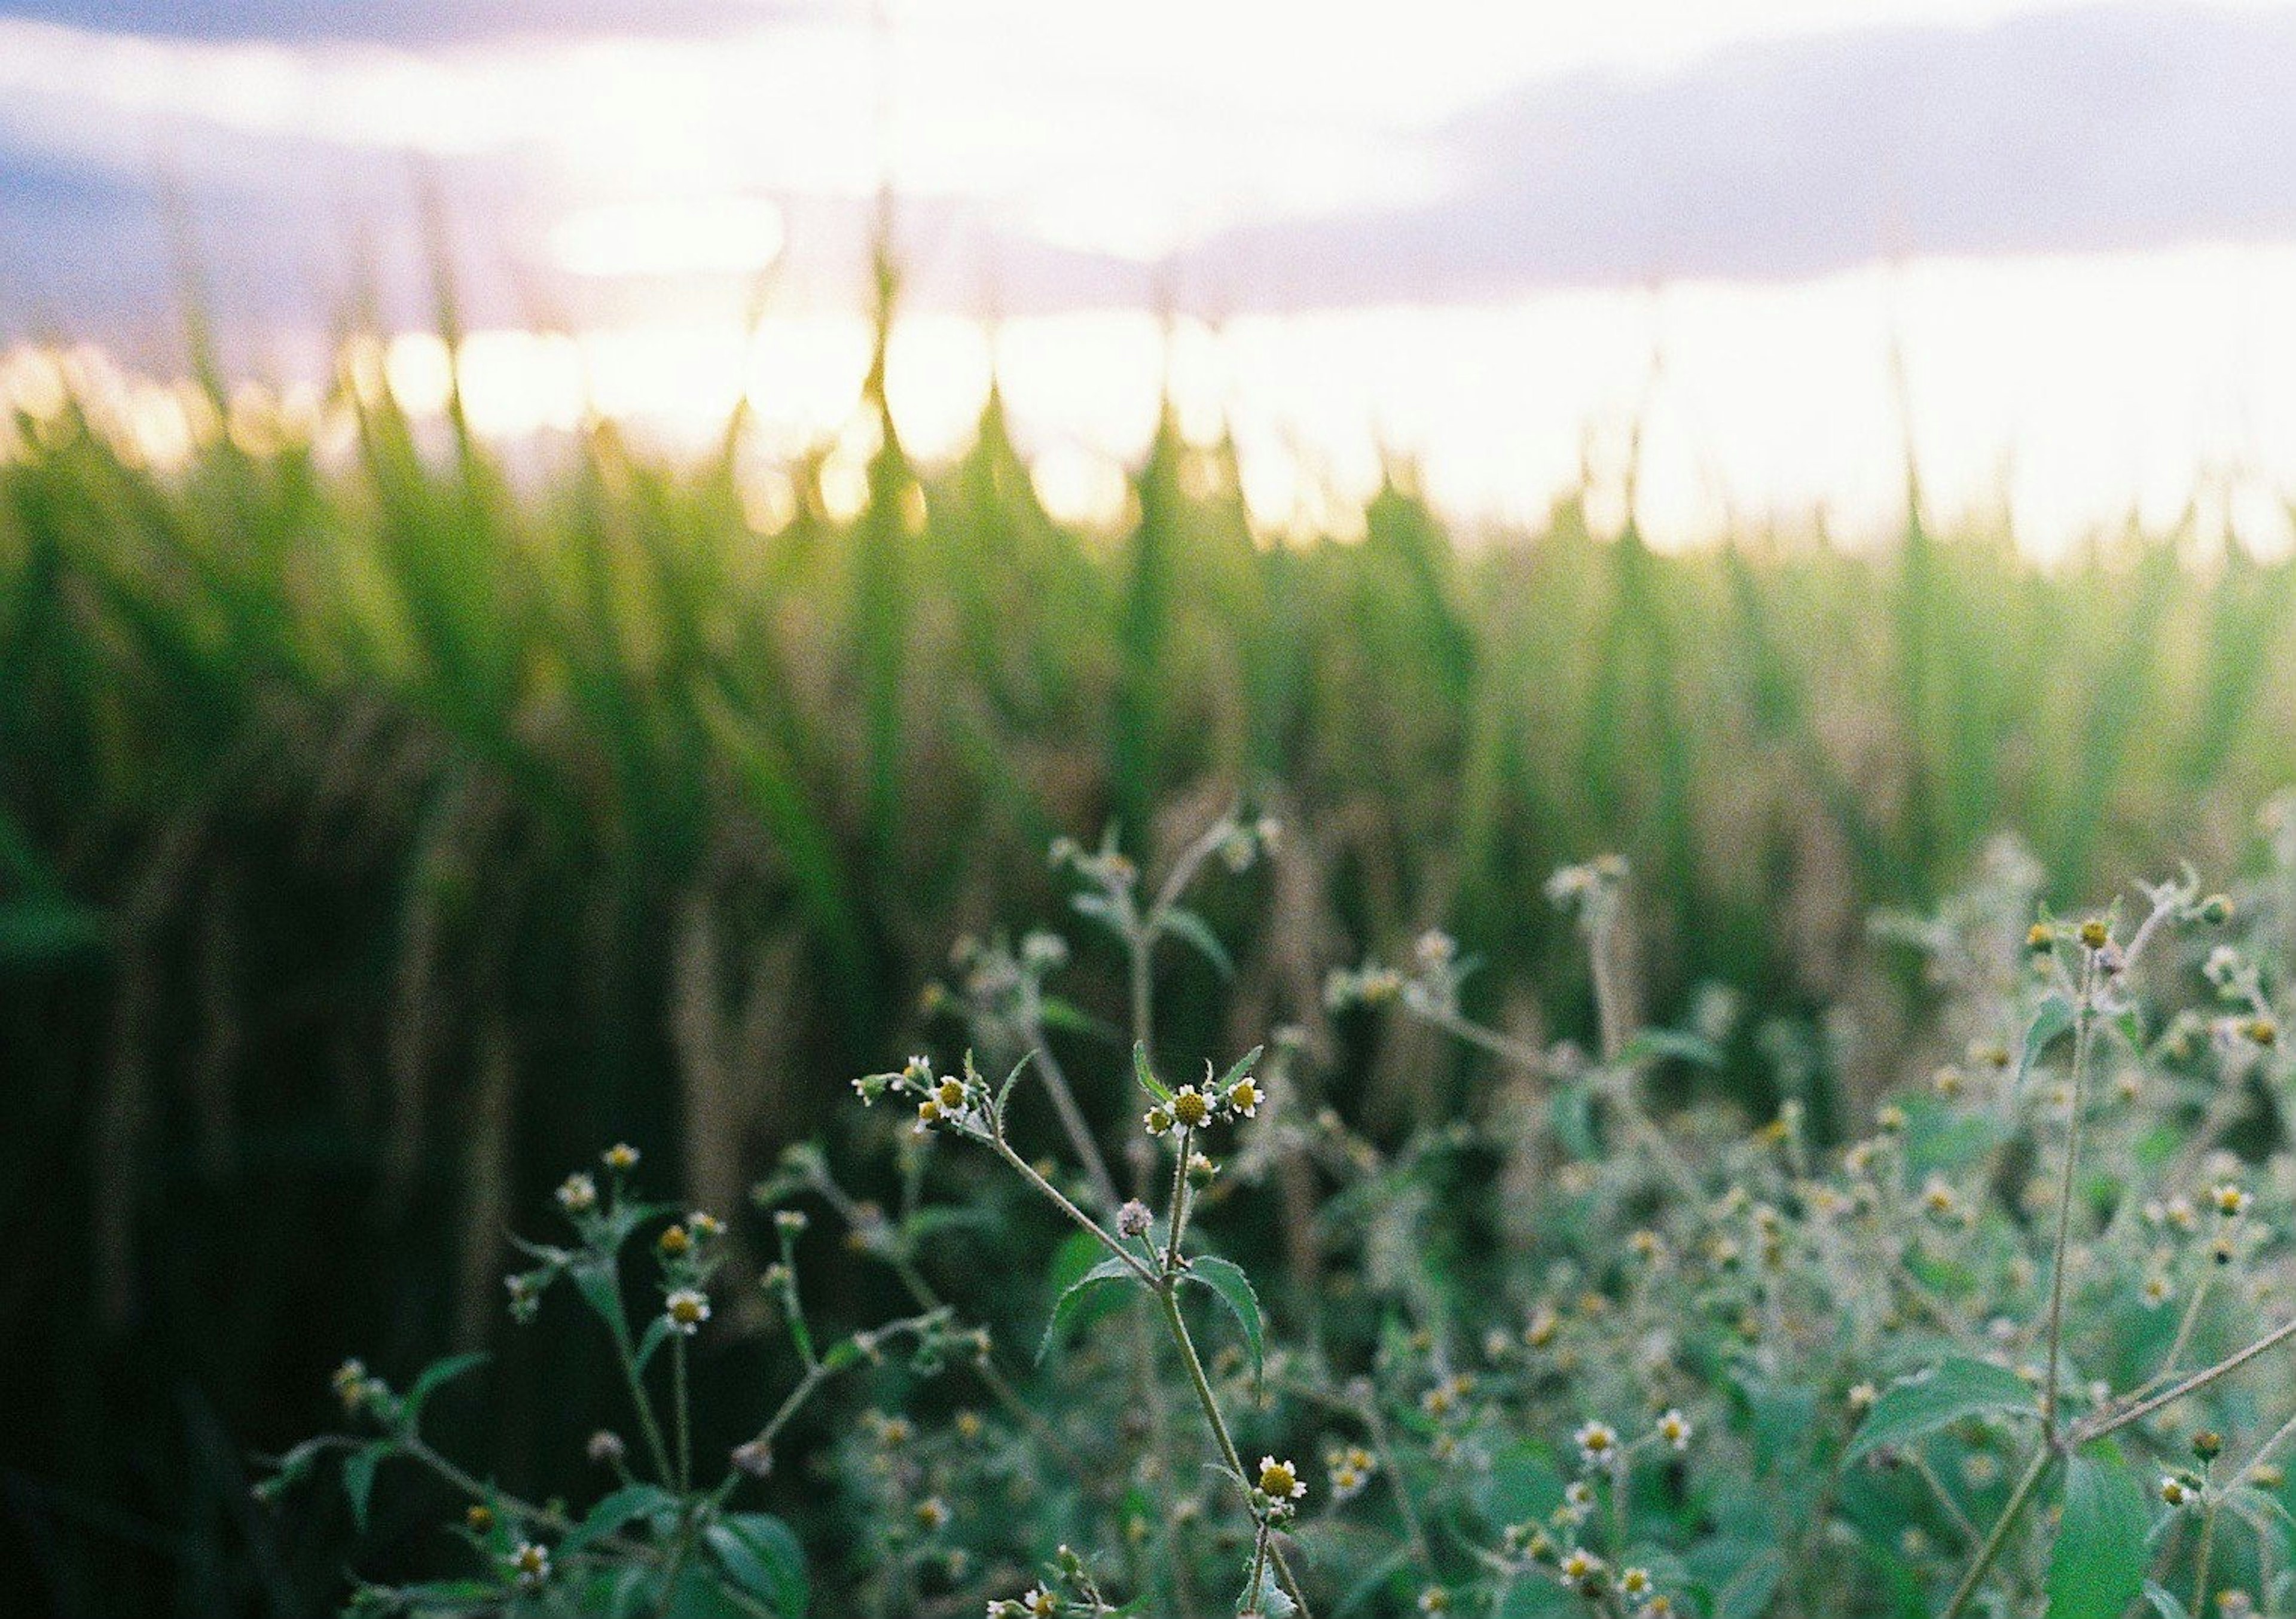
[269,801,2296,1619]
[262,1144,964,1615]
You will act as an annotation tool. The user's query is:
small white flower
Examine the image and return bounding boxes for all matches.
[509,1542,551,1590]
[1655,1409,1692,1451]
[555,1172,598,1214]
[1257,1455,1307,1500]
[1559,1547,1605,1589]
[1573,1420,1619,1466]
[665,1288,712,1336]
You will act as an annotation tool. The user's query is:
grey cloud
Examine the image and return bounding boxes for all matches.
[1167,4,2296,306]
[0,0,792,47]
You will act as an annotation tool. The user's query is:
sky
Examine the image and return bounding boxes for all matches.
[7,0,2296,550]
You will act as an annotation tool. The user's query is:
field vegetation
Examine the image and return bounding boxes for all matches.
[6,286,2296,1614]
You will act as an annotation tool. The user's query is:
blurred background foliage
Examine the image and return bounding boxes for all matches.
[5,277,2296,1612]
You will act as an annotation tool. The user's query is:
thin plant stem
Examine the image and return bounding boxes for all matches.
[1155,1286,1315,1619]
[744,1362,831,1459]
[2232,1407,2296,1485]
[2080,1311,2296,1443]
[1164,1125,1194,1273]
[1908,1452,1981,1545]
[1019,1001,1119,1212]
[2042,955,2098,1442]
[986,1130,1156,1285]
[1243,1520,1271,1615]
[2191,1502,2218,1617]
[1940,1443,2054,1619]
[652,1514,700,1619]
[877,1251,1088,1477]
[1129,937,1155,1073]
[672,1336,692,1492]
[2139,1266,2218,1397]
[1586,892,1630,1065]
[613,1315,676,1486]
[726,1308,950,1478]
[1358,1394,1435,1571]
[399,1437,574,1536]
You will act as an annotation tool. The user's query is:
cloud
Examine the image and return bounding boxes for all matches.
[1171,4,2296,304]
[8,0,2296,340]
[0,0,795,47]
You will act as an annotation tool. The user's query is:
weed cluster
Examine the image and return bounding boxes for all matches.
[270,802,2296,1617]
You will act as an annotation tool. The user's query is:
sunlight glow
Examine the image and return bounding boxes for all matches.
[551,198,786,280]
[13,242,2296,563]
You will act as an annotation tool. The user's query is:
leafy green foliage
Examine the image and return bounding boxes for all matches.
[1038,1256,1144,1363]
[2047,1444,2150,1619]
[1844,1359,2038,1464]
[1178,1254,1265,1377]
[254,822,2296,1619]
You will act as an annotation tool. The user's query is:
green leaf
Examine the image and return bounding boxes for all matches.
[1210,1045,1265,1096]
[1038,1256,1143,1362]
[2141,1583,2193,1619]
[2016,995,2077,1091]
[1071,890,1126,938]
[1844,1358,2038,1464]
[1132,1041,1173,1104]
[570,1256,627,1334]
[1178,1254,1265,1377]
[1241,1557,1296,1618]
[1736,1375,1821,1474]
[1159,906,1234,977]
[343,1442,386,1533]
[2047,1443,2150,1619]
[636,1312,677,1375]
[262,1436,335,1495]
[1552,1080,1599,1160]
[1036,994,1118,1040]
[994,1050,1037,1119]
[899,1205,998,1248]
[1690,1542,1787,1619]
[0,898,105,968]
[1497,1578,1577,1618]
[1046,1229,1106,1294]
[707,1513,807,1616]
[561,1484,678,1557]
[1617,1028,1725,1070]
[394,1578,499,1611]
[1476,1441,1565,1526]
[404,1352,488,1425]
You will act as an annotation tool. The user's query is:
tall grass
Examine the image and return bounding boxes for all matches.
[4,291,2296,1612]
